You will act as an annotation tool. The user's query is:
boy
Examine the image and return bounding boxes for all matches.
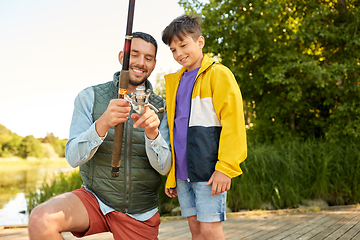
[161,15,247,239]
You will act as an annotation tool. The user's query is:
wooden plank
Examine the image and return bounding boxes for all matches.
[266,212,325,240]
[159,218,190,239]
[223,218,265,239]
[238,217,289,238]
[300,210,356,239]
[222,218,245,238]
[311,212,359,239]
[352,232,360,240]
[335,215,360,239]
[222,214,284,239]
[255,212,315,240]
[240,213,306,239]
[2,205,360,240]
[225,215,279,238]
[61,232,113,240]
[282,211,340,240]
[0,228,29,240]
[325,213,360,240]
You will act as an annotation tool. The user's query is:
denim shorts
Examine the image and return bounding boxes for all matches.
[176,178,227,223]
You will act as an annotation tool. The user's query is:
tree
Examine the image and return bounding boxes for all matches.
[2,135,22,157]
[41,133,67,157]
[179,0,360,141]
[0,125,23,157]
[18,135,45,159]
[153,72,167,99]
[0,124,13,146]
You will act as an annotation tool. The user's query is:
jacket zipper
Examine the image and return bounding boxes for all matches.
[185,62,215,182]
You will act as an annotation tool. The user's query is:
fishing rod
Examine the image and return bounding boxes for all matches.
[111,0,136,178]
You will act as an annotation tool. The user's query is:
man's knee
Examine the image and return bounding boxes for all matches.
[28,203,53,231]
[28,192,90,239]
[28,204,54,239]
[28,196,69,233]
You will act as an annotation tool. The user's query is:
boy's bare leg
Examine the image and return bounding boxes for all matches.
[200,222,225,240]
[187,216,204,240]
[187,216,225,240]
[28,192,90,240]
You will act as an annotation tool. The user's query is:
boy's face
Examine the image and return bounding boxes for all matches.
[119,38,157,86]
[169,34,204,71]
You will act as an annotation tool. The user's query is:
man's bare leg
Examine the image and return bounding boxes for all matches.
[28,192,90,240]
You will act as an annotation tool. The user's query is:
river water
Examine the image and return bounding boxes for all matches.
[0,165,75,226]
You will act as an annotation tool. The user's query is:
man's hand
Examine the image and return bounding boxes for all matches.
[206,170,231,196]
[131,107,160,140]
[96,99,131,137]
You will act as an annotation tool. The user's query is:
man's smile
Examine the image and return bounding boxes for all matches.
[131,67,146,76]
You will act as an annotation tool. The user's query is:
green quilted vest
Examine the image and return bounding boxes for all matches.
[79,73,165,214]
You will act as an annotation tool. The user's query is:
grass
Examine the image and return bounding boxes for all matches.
[27,170,82,213]
[228,137,360,211]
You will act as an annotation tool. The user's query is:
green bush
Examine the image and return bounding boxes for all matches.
[2,135,23,157]
[19,135,45,159]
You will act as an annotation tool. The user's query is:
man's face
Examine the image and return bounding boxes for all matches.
[120,38,157,86]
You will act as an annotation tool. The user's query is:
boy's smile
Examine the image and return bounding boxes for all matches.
[170,35,204,71]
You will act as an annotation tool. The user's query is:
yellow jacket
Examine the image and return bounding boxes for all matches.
[165,54,247,188]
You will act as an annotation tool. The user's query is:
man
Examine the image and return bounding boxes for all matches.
[28,32,171,240]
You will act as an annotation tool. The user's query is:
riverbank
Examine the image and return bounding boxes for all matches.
[0,158,74,226]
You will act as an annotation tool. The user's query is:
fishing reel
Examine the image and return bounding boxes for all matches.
[124,86,165,115]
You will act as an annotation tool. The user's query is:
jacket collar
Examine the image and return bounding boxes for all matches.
[172,54,216,79]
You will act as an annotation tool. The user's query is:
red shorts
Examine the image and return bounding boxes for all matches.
[71,187,160,240]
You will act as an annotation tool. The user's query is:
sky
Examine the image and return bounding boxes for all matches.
[0,0,198,139]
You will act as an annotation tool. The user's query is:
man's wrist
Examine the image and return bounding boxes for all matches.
[95,118,110,137]
[146,129,159,140]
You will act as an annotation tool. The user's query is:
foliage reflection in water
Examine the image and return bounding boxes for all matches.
[0,166,73,226]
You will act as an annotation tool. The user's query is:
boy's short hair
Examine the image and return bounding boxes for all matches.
[162,14,202,46]
[133,32,158,57]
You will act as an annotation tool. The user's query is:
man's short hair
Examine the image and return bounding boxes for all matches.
[133,32,158,57]
[161,14,202,46]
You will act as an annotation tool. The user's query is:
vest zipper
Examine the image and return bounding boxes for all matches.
[125,116,132,213]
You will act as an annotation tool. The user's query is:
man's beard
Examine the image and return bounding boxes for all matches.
[129,77,147,86]
[128,65,148,86]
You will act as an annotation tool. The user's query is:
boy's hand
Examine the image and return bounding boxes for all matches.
[206,170,231,196]
[131,107,160,140]
[165,187,177,198]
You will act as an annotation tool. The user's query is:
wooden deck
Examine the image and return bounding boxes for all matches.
[1,205,359,239]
